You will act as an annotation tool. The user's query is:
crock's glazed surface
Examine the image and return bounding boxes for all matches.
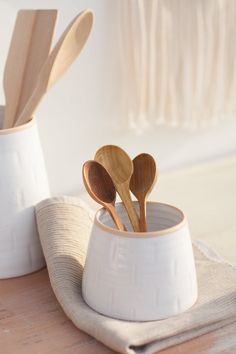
[83,202,198,321]
[0,106,50,278]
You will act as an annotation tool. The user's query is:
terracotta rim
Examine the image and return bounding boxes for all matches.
[94,201,187,238]
[0,106,35,135]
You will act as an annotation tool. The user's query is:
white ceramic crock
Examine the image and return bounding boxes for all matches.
[0,106,50,278]
[82,201,198,321]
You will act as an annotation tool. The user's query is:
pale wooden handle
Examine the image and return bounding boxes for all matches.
[14,84,42,126]
[3,11,37,129]
[14,10,93,127]
[14,10,58,125]
[4,10,57,129]
[118,186,140,232]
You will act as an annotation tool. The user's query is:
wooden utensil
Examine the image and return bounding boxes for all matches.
[95,145,140,232]
[130,153,157,232]
[83,160,125,231]
[3,9,58,129]
[14,9,93,127]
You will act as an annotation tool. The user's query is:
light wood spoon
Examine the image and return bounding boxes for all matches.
[95,145,140,232]
[83,160,125,231]
[130,153,157,232]
[14,9,93,127]
[3,9,58,129]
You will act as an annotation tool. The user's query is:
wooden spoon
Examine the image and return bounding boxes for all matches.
[14,9,93,127]
[3,9,58,129]
[130,153,157,232]
[83,160,125,231]
[95,145,140,232]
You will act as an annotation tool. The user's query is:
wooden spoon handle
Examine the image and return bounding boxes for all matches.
[139,197,147,232]
[107,204,125,231]
[118,184,140,232]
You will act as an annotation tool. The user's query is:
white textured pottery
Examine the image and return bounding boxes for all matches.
[82,201,198,321]
[0,106,50,278]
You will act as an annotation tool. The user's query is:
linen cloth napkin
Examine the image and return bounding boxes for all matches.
[35,196,236,354]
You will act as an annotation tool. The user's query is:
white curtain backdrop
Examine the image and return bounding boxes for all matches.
[116,0,236,132]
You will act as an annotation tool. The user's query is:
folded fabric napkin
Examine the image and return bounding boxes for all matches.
[35,196,236,354]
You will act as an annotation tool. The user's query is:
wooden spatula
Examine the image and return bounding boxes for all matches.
[14,9,93,127]
[3,9,57,129]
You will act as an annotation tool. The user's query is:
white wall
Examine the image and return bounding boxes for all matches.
[1,0,236,196]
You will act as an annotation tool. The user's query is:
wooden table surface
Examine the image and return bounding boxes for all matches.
[0,268,236,354]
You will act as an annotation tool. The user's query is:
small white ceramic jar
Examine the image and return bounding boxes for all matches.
[0,106,50,278]
[82,201,198,321]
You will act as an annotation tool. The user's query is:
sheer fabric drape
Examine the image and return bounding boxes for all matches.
[116,0,236,131]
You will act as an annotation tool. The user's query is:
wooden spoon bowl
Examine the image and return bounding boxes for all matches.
[130,153,157,231]
[95,145,133,184]
[83,160,125,231]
